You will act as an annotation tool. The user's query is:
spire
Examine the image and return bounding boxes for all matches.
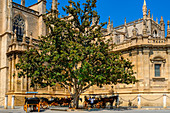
[111,20,113,28]
[148,9,151,18]
[152,14,153,20]
[167,20,170,37]
[70,1,73,8]
[124,18,128,38]
[132,22,137,38]
[107,16,111,33]
[92,16,97,25]
[68,1,73,16]
[143,0,147,20]
[143,20,147,36]
[111,20,114,32]
[160,16,164,23]
[21,0,25,6]
[11,32,14,44]
[52,0,58,11]
[143,0,146,6]
[160,16,165,38]
[14,29,17,43]
[156,17,158,24]
[22,31,26,44]
[108,16,111,25]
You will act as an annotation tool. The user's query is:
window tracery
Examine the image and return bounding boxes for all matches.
[116,35,120,44]
[13,15,25,41]
[153,30,158,38]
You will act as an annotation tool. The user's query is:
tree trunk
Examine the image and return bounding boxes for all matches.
[73,93,79,109]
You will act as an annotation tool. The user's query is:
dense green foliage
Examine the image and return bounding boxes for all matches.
[16,0,137,108]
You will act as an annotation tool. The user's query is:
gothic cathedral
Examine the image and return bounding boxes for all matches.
[0,0,170,107]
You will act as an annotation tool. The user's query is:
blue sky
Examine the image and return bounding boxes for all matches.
[13,0,170,30]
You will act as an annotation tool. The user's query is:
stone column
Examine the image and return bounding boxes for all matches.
[4,95,8,109]
[143,47,150,90]
[131,49,138,90]
[8,57,12,92]
[11,95,15,109]
[11,55,15,91]
[138,49,143,90]
[21,76,24,91]
[25,75,28,91]
[167,50,170,90]
[15,54,19,92]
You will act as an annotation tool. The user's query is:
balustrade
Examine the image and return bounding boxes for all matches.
[12,2,39,16]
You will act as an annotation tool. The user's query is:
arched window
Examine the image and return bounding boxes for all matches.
[13,15,25,41]
[153,30,157,38]
[116,35,120,44]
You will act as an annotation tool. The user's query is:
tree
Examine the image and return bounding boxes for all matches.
[16,0,137,108]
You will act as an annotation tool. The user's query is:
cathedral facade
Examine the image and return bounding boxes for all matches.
[0,0,170,107]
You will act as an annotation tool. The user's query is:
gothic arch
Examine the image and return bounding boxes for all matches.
[153,30,158,38]
[13,12,26,21]
[13,14,26,41]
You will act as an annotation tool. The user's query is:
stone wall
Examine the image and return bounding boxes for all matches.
[13,8,39,39]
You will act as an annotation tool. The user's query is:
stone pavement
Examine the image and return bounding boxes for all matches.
[0,108,170,113]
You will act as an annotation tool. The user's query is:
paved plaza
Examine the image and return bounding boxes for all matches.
[0,108,170,113]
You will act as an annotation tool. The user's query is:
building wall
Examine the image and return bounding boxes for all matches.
[112,36,170,93]
[13,7,39,39]
[0,0,170,107]
[0,1,3,33]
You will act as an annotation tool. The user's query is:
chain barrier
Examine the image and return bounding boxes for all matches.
[119,96,138,102]
[0,98,4,102]
[141,95,163,101]
[166,95,170,99]
[15,97,24,103]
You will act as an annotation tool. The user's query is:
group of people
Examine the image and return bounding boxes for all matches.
[88,97,96,108]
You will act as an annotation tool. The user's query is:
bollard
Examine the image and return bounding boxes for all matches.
[137,94,141,109]
[11,95,15,109]
[4,95,8,109]
[163,94,167,108]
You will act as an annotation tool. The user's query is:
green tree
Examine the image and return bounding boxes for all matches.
[16,0,137,108]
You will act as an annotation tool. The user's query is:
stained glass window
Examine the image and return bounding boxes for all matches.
[13,15,25,41]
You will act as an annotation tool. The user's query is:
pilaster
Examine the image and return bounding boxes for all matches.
[0,33,10,102]
[143,47,150,90]
[14,54,18,92]
[167,49,170,90]
[137,49,143,91]
[131,49,139,91]
[8,56,12,92]
[11,54,15,92]
[38,0,46,36]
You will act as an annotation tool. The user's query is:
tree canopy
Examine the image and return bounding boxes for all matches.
[16,0,137,108]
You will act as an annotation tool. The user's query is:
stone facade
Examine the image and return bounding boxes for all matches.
[0,0,170,107]
[102,0,170,107]
[105,0,170,94]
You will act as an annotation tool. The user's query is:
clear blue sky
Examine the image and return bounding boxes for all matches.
[13,0,170,30]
